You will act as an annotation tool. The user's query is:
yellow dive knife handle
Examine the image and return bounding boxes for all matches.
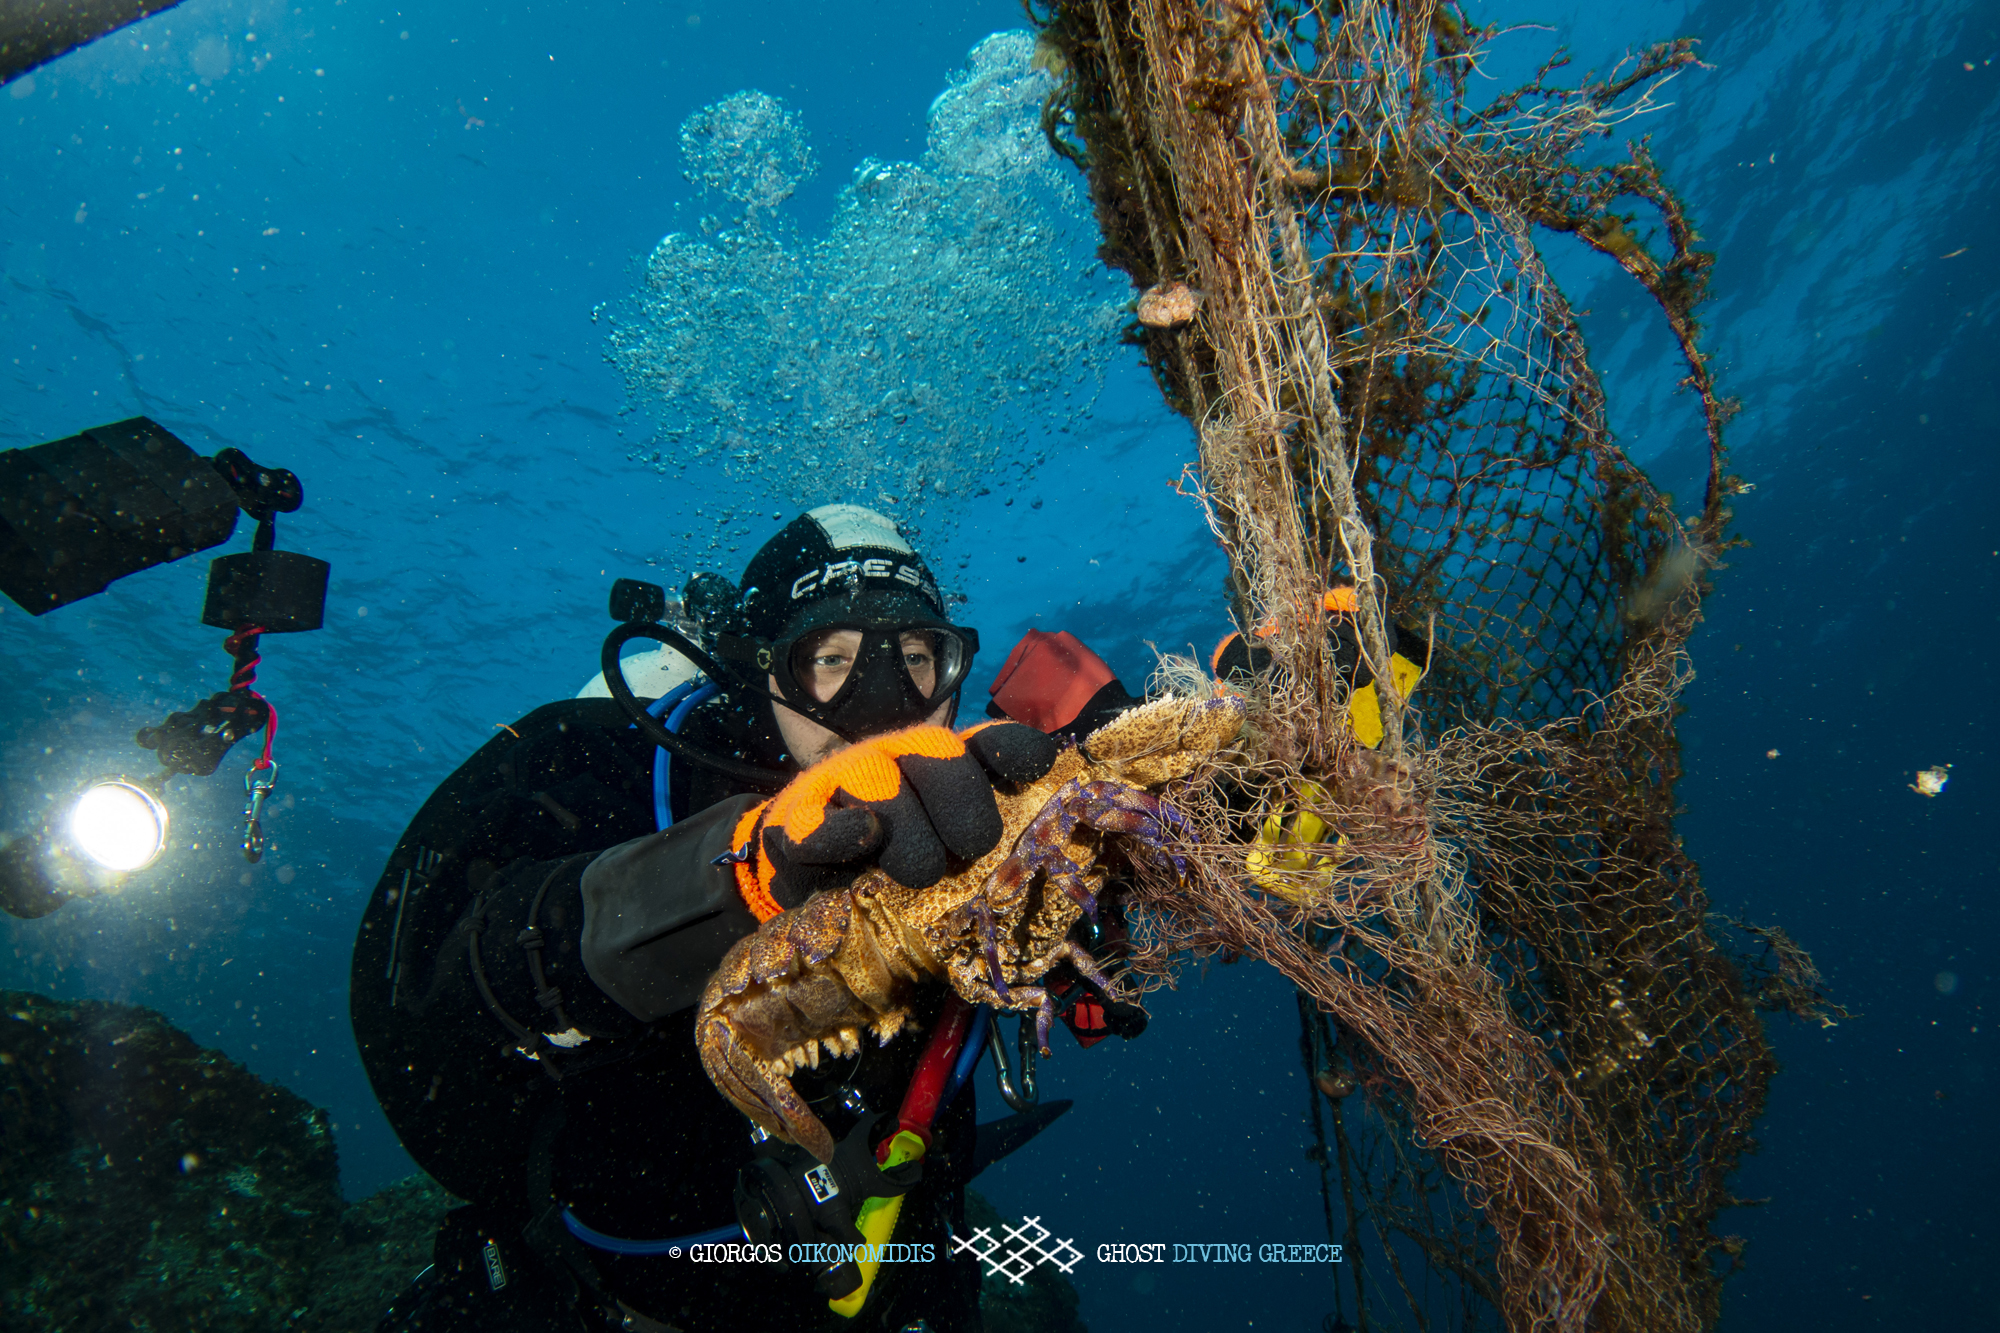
[829,1129,927,1318]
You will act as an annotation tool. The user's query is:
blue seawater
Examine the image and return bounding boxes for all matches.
[1,0,1992,1329]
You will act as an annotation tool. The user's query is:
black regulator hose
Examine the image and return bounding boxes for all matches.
[599,622,791,790]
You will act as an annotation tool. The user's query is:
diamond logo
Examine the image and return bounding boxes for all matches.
[949,1214,1083,1285]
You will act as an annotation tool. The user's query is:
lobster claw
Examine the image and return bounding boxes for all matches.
[699,1011,839,1163]
[696,894,906,1165]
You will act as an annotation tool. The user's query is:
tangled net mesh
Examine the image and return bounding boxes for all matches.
[1032,2,1841,1328]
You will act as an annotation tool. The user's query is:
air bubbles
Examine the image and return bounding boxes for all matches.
[678,91,816,212]
[609,32,1122,548]
[928,33,1065,178]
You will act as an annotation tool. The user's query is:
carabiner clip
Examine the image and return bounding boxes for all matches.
[987,1012,1040,1112]
[242,763,279,864]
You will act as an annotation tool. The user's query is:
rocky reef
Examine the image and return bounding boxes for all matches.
[1,990,1085,1331]
[0,989,452,1331]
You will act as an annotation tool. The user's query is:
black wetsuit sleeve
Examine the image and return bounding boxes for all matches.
[350,697,669,1207]
[354,696,663,1035]
[577,793,764,1022]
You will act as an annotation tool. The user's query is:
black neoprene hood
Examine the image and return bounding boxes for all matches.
[737,504,949,641]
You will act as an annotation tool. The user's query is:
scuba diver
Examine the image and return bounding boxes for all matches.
[349,505,1146,1333]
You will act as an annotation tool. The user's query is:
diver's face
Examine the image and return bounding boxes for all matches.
[771,627,950,765]
[795,628,941,700]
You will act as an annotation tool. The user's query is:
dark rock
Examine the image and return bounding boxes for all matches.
[0,989,455,1333]
[295,1173,457,1333]
[1,988,342,1330]
[0,988,1082,1331]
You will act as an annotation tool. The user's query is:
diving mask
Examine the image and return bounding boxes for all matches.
[767,619,980,739]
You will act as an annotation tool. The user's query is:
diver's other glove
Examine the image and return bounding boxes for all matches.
[1052,973,1150,1049]
[730,721,1059,919]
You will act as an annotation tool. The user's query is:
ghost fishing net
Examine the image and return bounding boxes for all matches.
[1030,2,1837,1329]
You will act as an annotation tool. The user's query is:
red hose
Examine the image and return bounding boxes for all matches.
[886,992,974,1160]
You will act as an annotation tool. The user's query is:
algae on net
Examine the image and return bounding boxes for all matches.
[1027,0,1821,1328]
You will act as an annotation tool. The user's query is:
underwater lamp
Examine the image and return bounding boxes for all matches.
[68,779,173,872]
[0,417,328,919]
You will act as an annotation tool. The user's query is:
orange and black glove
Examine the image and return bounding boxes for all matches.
[729,721,1059,921]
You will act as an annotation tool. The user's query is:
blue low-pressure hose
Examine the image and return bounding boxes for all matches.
[647,680,719,831]
[643,683,695,829]
[644,681,700,722]
[563,1209,744,1255]
[944,1004,992,1107]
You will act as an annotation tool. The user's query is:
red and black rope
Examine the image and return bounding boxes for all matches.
[222,626,278,769]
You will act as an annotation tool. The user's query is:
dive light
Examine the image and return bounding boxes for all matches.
[68,778,173,872]
[0,417,328,919]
